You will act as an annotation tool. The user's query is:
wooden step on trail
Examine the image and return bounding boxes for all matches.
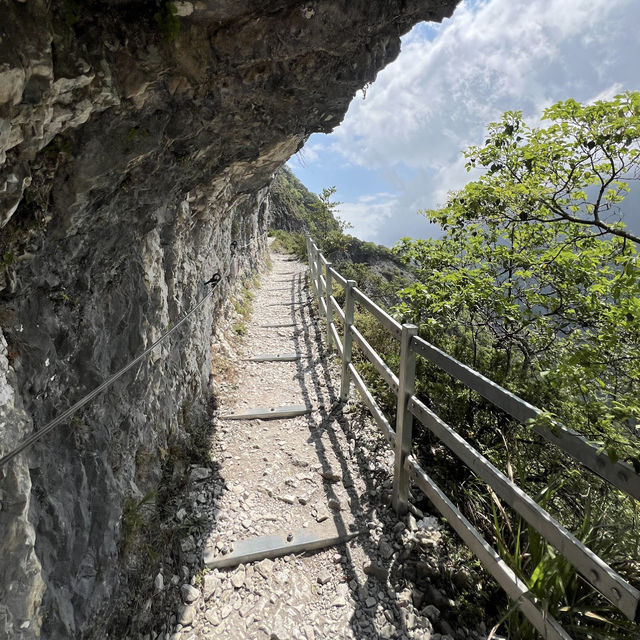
[244,353,300,362]
[220,405,311,420]
[204,522,361,569]
[258,323,297,328]
[273,275,305,282]
[266,302,308,307]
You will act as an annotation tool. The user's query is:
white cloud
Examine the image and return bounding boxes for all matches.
[336,0,636,171]
[337,193,399,243]
[298,0,640,245]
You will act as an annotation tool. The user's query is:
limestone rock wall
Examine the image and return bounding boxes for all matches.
[0,1,458,637]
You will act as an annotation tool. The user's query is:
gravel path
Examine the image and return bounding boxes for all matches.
[167,248,485,640]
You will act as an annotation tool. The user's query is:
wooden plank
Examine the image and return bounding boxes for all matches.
[266,302,309,307]
[348,363,396,447]
[205,524,361,569]
[409,335,640,502]
[329,267,347,288]
[330,323,343,358]
[408,396,640,621]
[325,263,334,350]
[406,456,572,640]
[351,326,399,394]
[340,281,356,401]
[331,296,345,323]
[392,323,418,516]
[220,405,311,420]
[258,323,297,328]
[352,287,402,339]
[244,353,301,362]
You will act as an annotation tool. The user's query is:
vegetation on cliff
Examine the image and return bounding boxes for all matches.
[269,166,414,306]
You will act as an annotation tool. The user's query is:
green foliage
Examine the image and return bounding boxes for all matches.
[393,97,640,465]
[126,127,149,143]
[389,93,640,637]
[269,167,351,252]
[233,280,254,318]
[43,136,72,160]
[460,91,640,243]
[232,322,247,336]
[305,186,352,253]
[63,0,81,27]
[491,481,638,639]
[154,2,180,43]
[270,229,307,259]
[122,491,157,552]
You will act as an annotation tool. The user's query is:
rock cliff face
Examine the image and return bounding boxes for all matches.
[0,1,458,637]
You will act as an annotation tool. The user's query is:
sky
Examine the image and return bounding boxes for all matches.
[289,0,640,247]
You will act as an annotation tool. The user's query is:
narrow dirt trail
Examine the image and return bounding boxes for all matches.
[169,248,471,640]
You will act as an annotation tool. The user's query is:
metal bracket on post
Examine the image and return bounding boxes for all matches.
[340,280,357,402]
[392,324,418,516]
[325,262,333,350]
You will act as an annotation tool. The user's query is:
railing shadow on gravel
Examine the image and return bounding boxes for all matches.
[283,268,433,639]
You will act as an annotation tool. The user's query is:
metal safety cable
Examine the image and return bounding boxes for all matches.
[0,273,222,468]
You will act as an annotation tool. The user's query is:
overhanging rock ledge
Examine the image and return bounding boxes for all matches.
[0,1,459,637]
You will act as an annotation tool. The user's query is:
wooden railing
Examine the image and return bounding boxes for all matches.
[305,236,640,640]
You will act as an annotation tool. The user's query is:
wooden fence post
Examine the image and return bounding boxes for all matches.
[306,236,314,292]
[316,251,323,318]
[325,262,333,351]
[340,280,357,401]
[392,323,418,516]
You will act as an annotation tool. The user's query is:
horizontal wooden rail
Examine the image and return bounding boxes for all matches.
[351,326,400,394]
[406,456,572,640]
[330,296,345,323]
[329,267,347,288]
[352,287,402,339]
[348,363,396,446]
[410,335,640,502]
[409,396,640,620]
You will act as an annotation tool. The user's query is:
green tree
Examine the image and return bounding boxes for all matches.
[394,92,640,463]
[306,186,353,252]
[392,93,640,638]
[460,91,640,243]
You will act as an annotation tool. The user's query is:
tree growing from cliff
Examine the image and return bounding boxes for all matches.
[447,91,640,243]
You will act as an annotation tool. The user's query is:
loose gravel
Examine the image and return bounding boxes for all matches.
[158,248,489,640]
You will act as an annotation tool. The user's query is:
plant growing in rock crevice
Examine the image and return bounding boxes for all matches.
[154,2,180,42]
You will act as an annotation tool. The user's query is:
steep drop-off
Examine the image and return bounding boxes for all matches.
[0,1,458,637]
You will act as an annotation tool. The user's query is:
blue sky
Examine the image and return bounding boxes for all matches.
[289,0,640,247]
